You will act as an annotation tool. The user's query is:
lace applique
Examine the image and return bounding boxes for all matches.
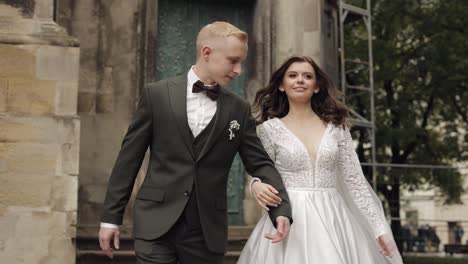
[259,119,314,188]
[257,123,276,161]
[338,128,387,237]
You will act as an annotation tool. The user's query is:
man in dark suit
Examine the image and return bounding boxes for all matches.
[99,21,292,264]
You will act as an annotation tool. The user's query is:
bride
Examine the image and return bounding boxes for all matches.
[237,56,403,264]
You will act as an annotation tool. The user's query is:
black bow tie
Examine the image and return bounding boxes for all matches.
[192,80,220,101]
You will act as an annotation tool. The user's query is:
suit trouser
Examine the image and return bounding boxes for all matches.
[134,192,224,264]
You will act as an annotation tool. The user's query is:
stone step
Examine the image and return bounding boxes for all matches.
[76,250,242,264]
[74,236,135,251]
[75,226,253,264]
[76,250,135,264]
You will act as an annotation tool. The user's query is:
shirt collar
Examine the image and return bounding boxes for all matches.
[187,66,219,92]
[187,66,200,93]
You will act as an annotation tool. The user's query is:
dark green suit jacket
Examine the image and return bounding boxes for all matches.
[101,75,292,253]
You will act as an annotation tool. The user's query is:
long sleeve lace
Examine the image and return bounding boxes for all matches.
[338,128,387,238]
[257,123,276,162]
[248,122,277,194]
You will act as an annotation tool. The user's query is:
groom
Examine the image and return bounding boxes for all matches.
[98,21,292,264]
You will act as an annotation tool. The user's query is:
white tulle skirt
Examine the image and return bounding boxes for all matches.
[237,188,395,264]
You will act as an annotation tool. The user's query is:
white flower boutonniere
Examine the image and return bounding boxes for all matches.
[228,120,240,140]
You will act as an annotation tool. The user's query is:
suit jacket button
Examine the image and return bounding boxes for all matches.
[184,191,190,197]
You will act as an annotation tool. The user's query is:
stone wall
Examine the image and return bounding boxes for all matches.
[55,0,153,236]
[272,0,338,73]
[0,1,80,263]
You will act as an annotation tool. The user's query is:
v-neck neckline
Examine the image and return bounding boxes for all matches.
[274,117,330,175]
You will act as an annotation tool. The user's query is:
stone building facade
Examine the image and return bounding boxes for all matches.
[0,0,80,263]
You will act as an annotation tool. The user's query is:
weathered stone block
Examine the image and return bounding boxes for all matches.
[0,4,23,18]
[0,172,53,209]
[0,44,36,79]
[51,175,78,212]
[6,79,56,114]
[56,117,80,175]
[77,91,96,113]
[303,0,320,31]
[36,46,80,81]
[39,237,75,264]
[55,81,78,115]
[34,0,55,20]
[0,142,57,174]
[303,31,321,60]
[96,92,114,113]
[0,116,57,143]
[0,78,7,112]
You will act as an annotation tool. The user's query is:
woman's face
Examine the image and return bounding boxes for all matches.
[279,61,319,104]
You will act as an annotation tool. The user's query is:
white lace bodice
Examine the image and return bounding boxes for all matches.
[257,118,387,237]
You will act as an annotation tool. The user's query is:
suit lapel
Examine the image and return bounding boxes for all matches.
[168,76,195,159]
[196,89,233,162]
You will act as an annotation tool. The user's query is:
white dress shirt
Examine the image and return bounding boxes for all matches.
[186,67,217,137]
[101,67,217,229]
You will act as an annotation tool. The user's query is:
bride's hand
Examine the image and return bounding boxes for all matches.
[252,181,282,211]
[377,234,396,257]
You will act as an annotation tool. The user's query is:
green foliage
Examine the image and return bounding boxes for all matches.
[345,0,467,205]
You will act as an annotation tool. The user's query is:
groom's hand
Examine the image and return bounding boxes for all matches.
[99,227,120,258]
[264,216,290,243]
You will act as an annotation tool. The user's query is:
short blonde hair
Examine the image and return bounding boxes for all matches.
[196,21,248,58]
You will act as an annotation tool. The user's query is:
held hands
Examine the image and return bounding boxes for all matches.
[99,227,120,258]
[377,234,396,257]
[265,216,290,243]
[251,181,282,211]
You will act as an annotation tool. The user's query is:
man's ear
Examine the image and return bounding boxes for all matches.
[202,46,212,60]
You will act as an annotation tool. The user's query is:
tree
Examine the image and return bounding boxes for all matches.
[343,0,467,244]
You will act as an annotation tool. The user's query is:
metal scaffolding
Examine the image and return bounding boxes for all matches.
[338,0,377,187]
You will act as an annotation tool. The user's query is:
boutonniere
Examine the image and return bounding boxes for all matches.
[228,120,240,140]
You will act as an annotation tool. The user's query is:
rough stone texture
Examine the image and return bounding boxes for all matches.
[270,0,339,79]
[36,46,80,81]
[1,0,35,18]
[56,81,79,115]
[5,79,56,114]
[56,0,143,236]
[0,2,80,263]
[0,78,7,112]
[0,44,36,79]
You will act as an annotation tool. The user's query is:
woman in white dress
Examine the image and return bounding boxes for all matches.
[237,56,403,264]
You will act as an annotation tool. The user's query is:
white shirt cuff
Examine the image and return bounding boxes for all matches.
[249,177,262,195]
[100,222,119,229]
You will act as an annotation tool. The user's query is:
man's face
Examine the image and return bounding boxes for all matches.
[205,36,248,87]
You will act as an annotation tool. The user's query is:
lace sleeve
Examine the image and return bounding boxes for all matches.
[257,122,276,162]
[338,128,387,238]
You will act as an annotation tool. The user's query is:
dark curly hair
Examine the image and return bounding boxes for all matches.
[253,56,349,127]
